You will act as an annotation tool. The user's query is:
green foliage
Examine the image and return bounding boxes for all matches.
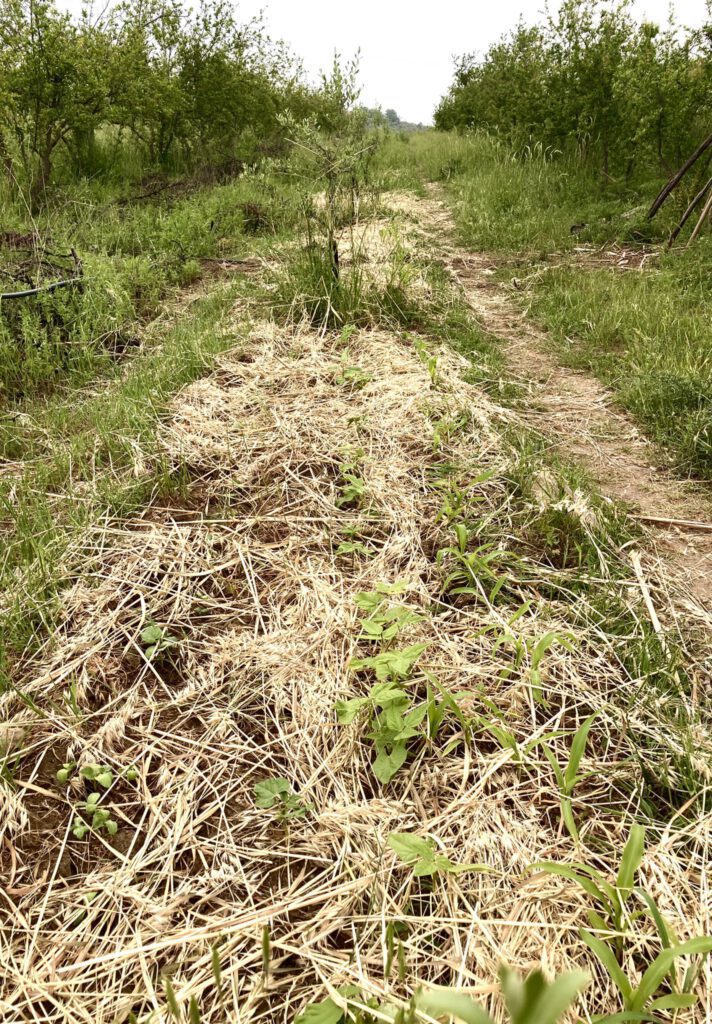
[295,967,588,1024]
[534,824,648,950]
[56,761,114,787]
[140,622,178,659]
[72,791,118,838]
[532,825,712,1017]
[0,0,323,199]
[336,675,427,783]
[417,965,589,1024]
[435,0,711,179]
[253,776,309,821]
[542,712,598,840]
[388,832,490,877]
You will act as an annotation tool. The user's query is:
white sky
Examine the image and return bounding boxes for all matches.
[61,0,710,124]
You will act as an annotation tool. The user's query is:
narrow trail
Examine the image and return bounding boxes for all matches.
[406,185,712,615]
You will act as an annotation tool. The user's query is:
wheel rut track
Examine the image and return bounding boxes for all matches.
[405,185,712,619]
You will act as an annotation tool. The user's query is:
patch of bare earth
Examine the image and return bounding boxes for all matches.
[395,185,712,616]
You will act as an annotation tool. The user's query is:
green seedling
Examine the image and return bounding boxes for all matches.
[542,711,599,841]
[533,824,647,953]
[470,696,565,766]
[534,824,648,954]
[253,777,309,821]
[437,522,510,604]
[56,761,113,787]
[80,763,114,788]
[295,966,588,1024]
[294,986,361,1024]
[336,469,365,507]
[63,678,82,720]
[529,631,574,703]
[349,643,428,682]
[140,622,178,659]
[479,611,574,703]
[532,823,712,1015]
[335,540,371,558]
[336,677,428,783]
[430,413,470,452]
[417,965,589,1024]
[413,336,438,386]
[337,324,358,348]
[388,832,492,878]
[56,761,76,785]
[72,792,118,839]
[358,602,424,645]
[67,889,99,927]
[354,580,409,614]
[335,362,373,389]
[433,470,493,527]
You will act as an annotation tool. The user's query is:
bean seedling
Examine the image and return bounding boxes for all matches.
[140,622,178,659]
[388,832,491,877]
[253,777,309,822]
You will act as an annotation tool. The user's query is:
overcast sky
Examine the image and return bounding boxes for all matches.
[241,0,710,123]
[61,0,711,123]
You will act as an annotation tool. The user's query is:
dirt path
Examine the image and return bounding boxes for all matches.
[401,186,712,616]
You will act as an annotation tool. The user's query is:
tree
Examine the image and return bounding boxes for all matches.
[0,0,116,208]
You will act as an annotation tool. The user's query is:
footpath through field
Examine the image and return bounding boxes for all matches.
[396,185,712,615]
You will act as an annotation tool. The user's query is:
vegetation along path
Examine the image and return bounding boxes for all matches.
[2,185,711,1023]
[403,185,712,614]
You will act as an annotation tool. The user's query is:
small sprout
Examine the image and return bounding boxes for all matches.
[337,324,358,348]
[124,765,139,782]
[335,363,372,389]
[336,470,365,507]
[335,540,371,558]
[388,832,492,878]
[72,820,89,840]
[80,763,113,789]
[253,777,309,822]
[56,761,76,785]
[72,791,119,839]
[140,622,178,659]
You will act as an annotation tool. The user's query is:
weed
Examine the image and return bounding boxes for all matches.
[542,712,598,841]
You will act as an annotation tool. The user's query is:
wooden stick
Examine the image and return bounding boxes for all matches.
[633,513,712,533]
[668,175,712,245]
[648,132,712,219]
[688,186,712,245]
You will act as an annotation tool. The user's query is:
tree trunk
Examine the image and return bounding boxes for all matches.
[30,127,53,213]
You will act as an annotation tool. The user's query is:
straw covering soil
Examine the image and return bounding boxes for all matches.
[1,208,711,1024]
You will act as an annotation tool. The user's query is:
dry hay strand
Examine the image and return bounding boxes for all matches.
[1,310,711,1020]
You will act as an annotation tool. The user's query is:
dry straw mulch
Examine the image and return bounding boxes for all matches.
[1,245,711,1022]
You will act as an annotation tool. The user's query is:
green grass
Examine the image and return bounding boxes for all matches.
[0,167,304,400]
[390,131,712,478]
[523,245,712,477]
[0,278,251,681]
